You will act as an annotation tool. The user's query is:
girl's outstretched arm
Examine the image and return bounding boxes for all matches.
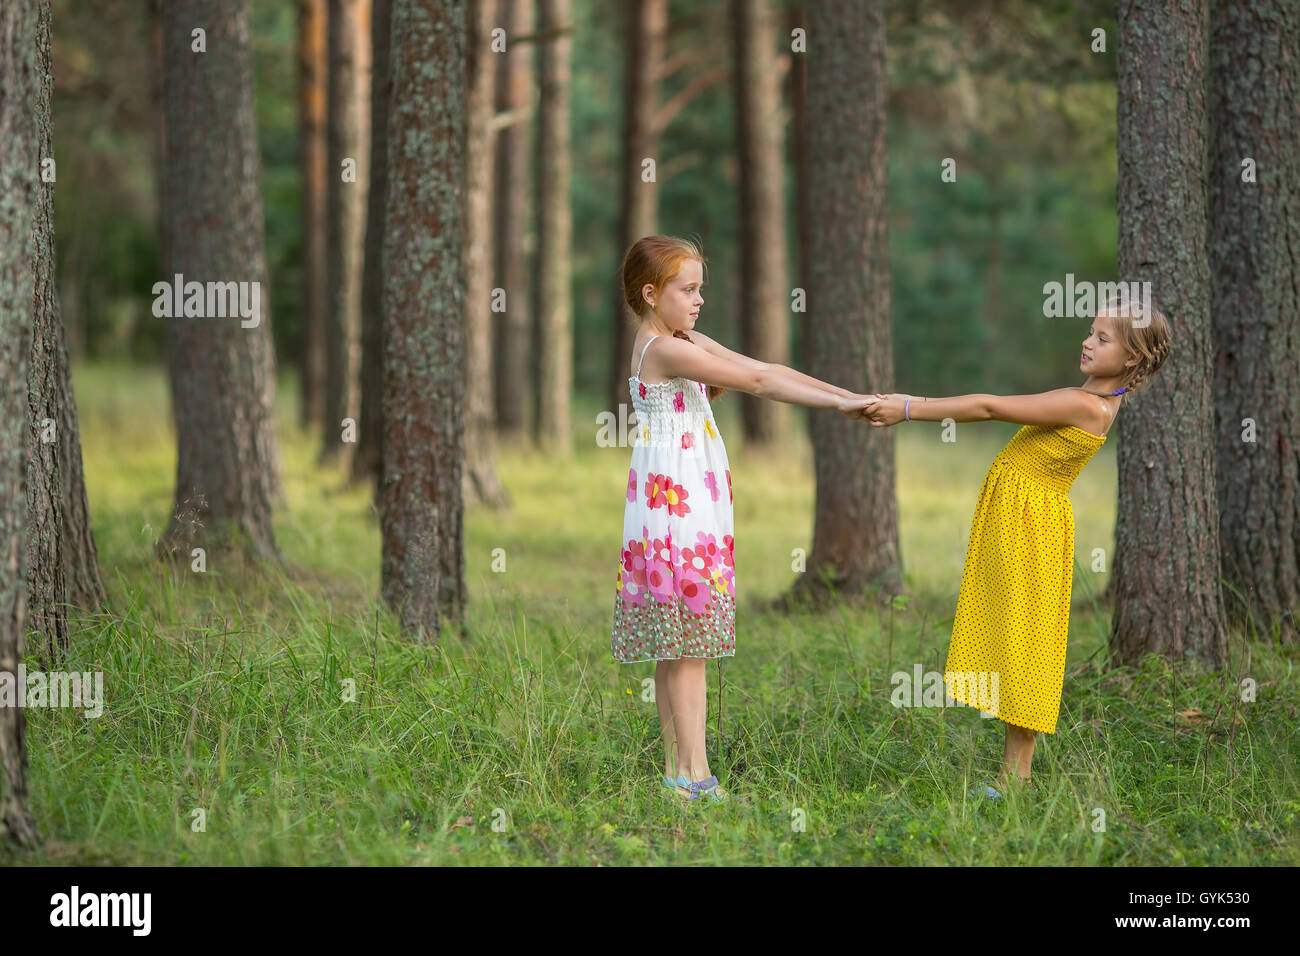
[688,330,859,400]
[648,333,871,415]
[865,387,1102,432]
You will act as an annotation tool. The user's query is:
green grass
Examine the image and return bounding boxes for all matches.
[7,361,1297,865]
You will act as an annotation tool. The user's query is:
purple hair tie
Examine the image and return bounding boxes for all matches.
[1112,387,1127,395]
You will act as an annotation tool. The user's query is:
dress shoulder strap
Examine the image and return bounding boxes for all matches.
[635,334,660,378]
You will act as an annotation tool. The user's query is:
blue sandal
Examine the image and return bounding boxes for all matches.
[970,783,1002,800]
[687,775,727,801]
[662,774,700,800]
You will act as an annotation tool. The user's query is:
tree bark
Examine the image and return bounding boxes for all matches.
[792,0,901,604]
[1210,0,1300,642]
[298,0,328,431]
[323,0,370,465]
[0,0,40,849]
[535,0,573,453]
[731,0,791,445]
[26,0,107,665]
[382,0,468,640]
[464,0,510,507]
[159,0,282,564]
[493,0,534,440]
[609,0,666,415]
[353,0,391,492]
[789,1,808,368]
[1112,0,1227,665]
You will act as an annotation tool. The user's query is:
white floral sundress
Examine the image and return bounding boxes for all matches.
[612,333,736,663]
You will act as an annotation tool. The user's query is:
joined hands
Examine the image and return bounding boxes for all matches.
[838,393,911,427]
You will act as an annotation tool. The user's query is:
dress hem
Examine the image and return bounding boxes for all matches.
[613,651,736,664]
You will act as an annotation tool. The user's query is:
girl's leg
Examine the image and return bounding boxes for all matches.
[997,722,1037,783]
[654,660,679,778]
[659,657,711,781]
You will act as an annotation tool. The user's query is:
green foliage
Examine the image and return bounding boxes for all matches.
[8,365,1295,865]
[52,0,1128,400]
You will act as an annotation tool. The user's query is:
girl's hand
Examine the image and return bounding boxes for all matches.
[836,393,876,419]
[865,393,909,427]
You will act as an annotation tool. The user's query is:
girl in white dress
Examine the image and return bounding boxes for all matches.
[613,236,874,801]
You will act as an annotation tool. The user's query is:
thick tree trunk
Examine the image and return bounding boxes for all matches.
[159,0,282,563]
[493,0,534,440]
[1112,0,1227,665]
[535,0,573,453]
[789,1,808,370]
[609,0,666,415]
[731,0,790,445]
[353,0,391,492]
[382,0,468,640]
[464,0,510,507]
[1210,0,1300,642]
[0,0,40,849]
[298,0,329,431]
[26,0,107,664]
[793,0,901,604]
[323,0,370,464]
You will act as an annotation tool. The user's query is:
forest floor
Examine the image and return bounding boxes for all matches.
[7,362,1297,865]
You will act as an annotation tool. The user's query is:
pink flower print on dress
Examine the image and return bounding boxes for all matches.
[703,471,719,501]
[626,468,637,502]
[645,473,690,517]
[644,473,668,510]
[620,539,649,606]
[692,531,724,569]
[680,541,715,579]
[726,469,732,503]
[722,533,735,569]
[638,382,647,399]
[681,432,693,450]
[673,390,685,413]
[645,550,676,604]
[649,532,680,573]
[676,574,711,615]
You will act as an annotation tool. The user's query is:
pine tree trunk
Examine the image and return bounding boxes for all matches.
[353,0,391,492]
[536,0,573,453]
[731,0,791,445]
[1210,0,1300,642]
[382,0,468,640]
[159,0,282,564]
[0,0,40,849]
[609,0,665,415]
[464,0,510,507]
[298,0,329,431]
[789,1,808,372]
[323,0,370,465]
[1112,0,1227,665]
[26,0,106,664]
[493,0,534,440]
[793,0,901,604]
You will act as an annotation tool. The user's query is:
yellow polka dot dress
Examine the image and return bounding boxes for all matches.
[943,424,1106,734]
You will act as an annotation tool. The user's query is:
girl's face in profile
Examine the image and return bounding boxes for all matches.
[1080,310,1134,378]
[643,258,704,332]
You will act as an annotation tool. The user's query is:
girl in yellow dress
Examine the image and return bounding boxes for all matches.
[863,299,1171,797]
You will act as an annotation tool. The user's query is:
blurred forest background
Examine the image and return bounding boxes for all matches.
[51,0,1117,399]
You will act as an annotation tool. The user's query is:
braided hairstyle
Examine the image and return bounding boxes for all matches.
[1100,294,1172,393]
[621,235,725,401]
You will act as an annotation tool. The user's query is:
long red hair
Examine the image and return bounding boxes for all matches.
[620,235,724,401]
